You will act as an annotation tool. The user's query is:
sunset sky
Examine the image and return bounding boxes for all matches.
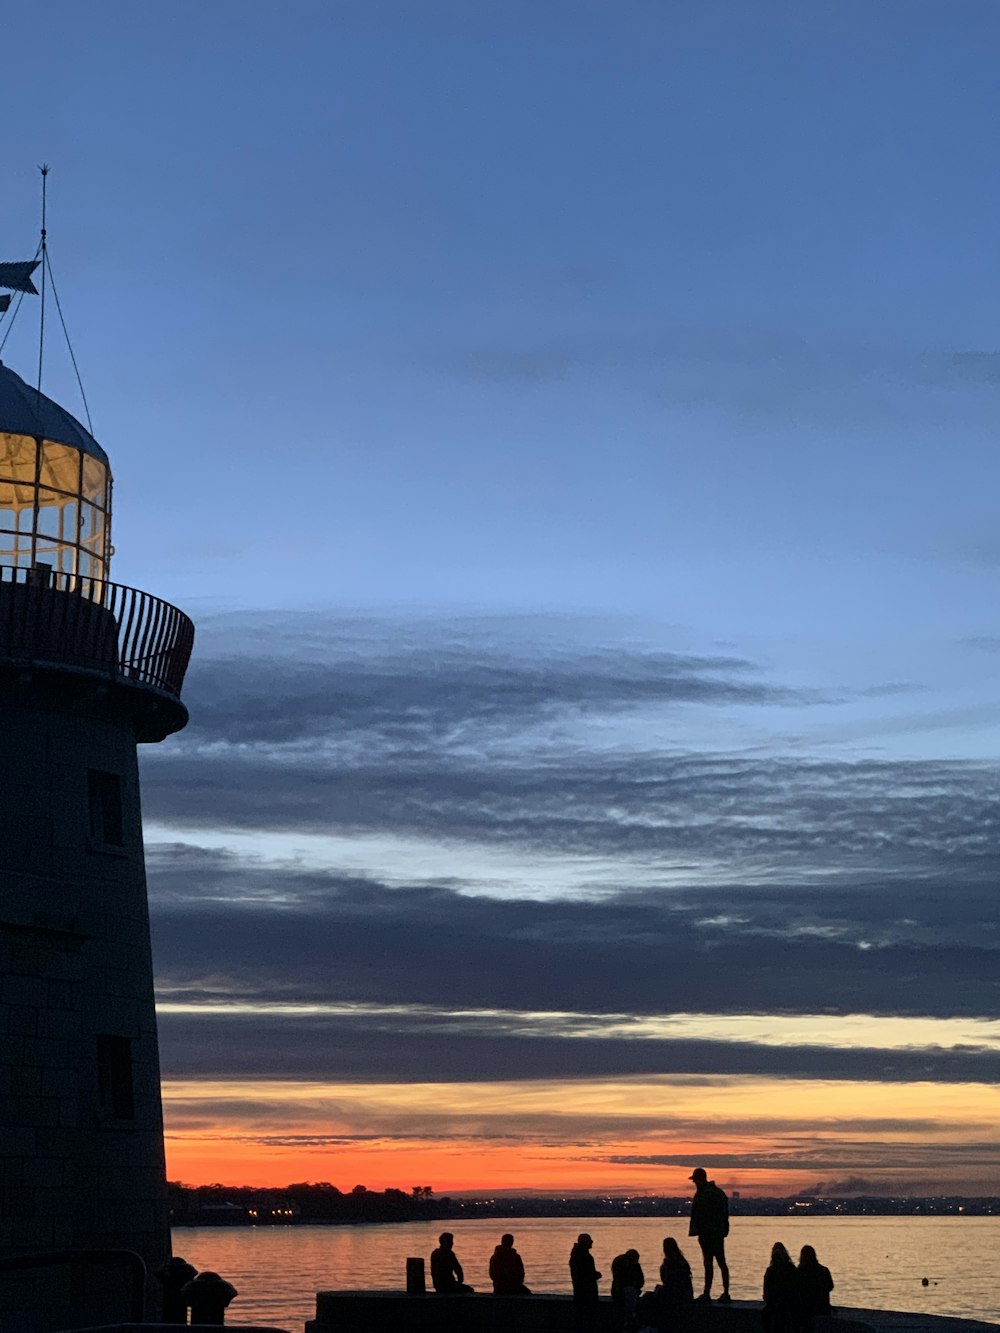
[4,0,1000,1195]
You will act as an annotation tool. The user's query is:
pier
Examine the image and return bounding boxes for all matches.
[303,1292,998,1333]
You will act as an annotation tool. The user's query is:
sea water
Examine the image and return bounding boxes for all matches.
[172,1215,999,1331]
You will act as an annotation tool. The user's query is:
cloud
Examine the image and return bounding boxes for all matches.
[142,614,1000,1094]
[141,616,1000,887]
[148,844,1000,1083]
[604,1143,1000,1172]
[807,1175,903,1196]
[942,352,1000,386]
[171,624,791,748]
[426,326,1000,433]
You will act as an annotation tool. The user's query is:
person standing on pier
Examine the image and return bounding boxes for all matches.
[688,1167,731,1304]
[430,1232,475,1293]
[570,1232,602,1304]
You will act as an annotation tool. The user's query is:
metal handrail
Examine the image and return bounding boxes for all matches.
[0,563,193,699]
[0,1249,146,1322]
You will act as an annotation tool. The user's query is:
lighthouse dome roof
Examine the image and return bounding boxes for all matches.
[0,360,108,467]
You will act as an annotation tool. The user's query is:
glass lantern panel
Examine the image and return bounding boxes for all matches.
[82,454,109,509]
[32,489,68,542]
[0,509,15,562]
[0,434,38,508]
[40,441,83,496]
[80,502,101,542]
[35,507,63,543]
[0,432,35,485]
[60,499,78,542]
[78,549,100,580]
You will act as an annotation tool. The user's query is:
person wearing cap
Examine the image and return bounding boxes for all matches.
[688,1167,730,1303]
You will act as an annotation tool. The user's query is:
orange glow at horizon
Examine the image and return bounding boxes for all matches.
[162,1075,1000,1196]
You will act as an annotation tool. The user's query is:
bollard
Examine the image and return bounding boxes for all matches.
[406,1257,426,1294]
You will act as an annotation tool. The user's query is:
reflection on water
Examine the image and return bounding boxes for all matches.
[173,1215,1000,1331]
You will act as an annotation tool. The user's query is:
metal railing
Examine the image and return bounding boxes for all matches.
[0,1248,146,1323]
[0,563,193,699]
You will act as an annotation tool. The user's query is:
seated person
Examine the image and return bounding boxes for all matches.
[797,1246,834,1320]
[611,1249,644,1329]
[430,1232,475,1293]
[762,1243,802,1333]
[490,1233,530,1294]
[659,1237,694,1308]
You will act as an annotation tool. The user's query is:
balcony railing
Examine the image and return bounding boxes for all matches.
[0,563,193,699]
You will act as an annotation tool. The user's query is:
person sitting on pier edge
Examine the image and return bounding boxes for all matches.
[490,1233,531,1294]
[156,1255,197,1324]
[797,1246,834,1321]
[659,1237,694,1309]
[637,1237,694,1332]
[611,1248,644,1330]
[688,1166,731,1303]
[431,1232,475,1293]
[762,1243,802,1333]
[180,1270,238,1326]
[569,1232,602,1303]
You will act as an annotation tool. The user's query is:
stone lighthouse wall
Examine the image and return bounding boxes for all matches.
[0,677,171,1331]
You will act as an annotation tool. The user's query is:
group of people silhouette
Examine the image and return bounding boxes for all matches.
[430,1231,532,1296]
[762,1243,835,1333]
[431,1228,834,1332]
[426,1167,834,1333]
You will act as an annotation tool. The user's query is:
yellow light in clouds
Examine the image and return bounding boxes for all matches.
[155,1000,1000,1054]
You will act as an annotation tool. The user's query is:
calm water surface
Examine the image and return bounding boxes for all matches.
[173,1216,999,1331]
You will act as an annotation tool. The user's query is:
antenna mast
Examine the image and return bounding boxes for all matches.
[36,164,49,399]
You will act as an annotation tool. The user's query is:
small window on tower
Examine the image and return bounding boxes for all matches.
[88,769,124,847]
[96,1034,135,1120]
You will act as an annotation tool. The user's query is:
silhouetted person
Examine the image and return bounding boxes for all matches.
[797,1246,834,1321]
[181,1271,237,1326]
[490,1233,530,1294]
[688,1167,730,1303]
[431,1232,474,1293]
[570,1233,602,1301]
[659,1237,694,1309]
[762,1243,801,1333]
[570,1231,602,1327]
[611,1249,644,1330]
[636,1237,693,1333]
[156,1256,198,1324]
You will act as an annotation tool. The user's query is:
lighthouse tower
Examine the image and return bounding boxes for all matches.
[0,335,193,1322]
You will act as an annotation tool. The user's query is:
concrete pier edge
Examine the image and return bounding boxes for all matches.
[304,1292,997,1333]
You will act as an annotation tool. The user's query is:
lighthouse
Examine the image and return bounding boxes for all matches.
[0,332,193,1322]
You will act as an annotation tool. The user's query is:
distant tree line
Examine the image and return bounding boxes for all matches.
[168,1181,454,1226]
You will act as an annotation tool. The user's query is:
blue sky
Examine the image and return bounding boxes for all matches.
[3,2,1000,1192]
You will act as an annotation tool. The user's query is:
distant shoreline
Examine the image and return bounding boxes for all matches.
[171,1191,1000,1228]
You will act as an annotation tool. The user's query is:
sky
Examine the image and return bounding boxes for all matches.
[3,0,1000,1196]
